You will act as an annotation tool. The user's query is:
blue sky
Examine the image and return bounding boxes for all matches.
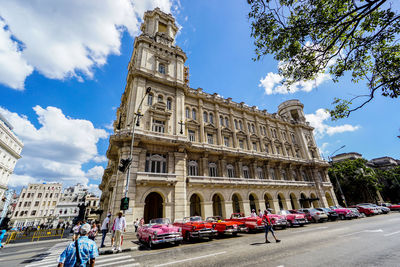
[1,0,399,195]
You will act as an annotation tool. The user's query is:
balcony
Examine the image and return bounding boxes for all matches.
[187,176,316,188]
[136,172,178,185]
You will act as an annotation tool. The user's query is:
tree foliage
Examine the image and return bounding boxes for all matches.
[375,166,400,203]
[248,0,400,119]
[328,158,380,205]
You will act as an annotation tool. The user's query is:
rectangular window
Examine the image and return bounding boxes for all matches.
[152,120,165,133]
[31,210,36,216]
[145,153,167,173]
[34,201,39,207]
[243,169,249,178]
[188,130,196,142]
[52,201,56,206]
[27,193,30,198]
[252,142,257,151]
[207,134,213,144]
[227,167,234,178]
[22,193,25,198]
[209,165,217,177]
[257,168,264,179]
[239,140,244,149]
[38,193,42,198]
[224,136,229,147]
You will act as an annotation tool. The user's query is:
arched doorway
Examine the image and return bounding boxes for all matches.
[264,193,273,211]
[249,194,258,212]
[290,193,299,209]
[325,192,334,207]
[190,194,202,217]
[232,193,242,214]
[277,193,287,210]
[144,192,163,223]
[212,194,224,217]
[310,193,319,208]
[300,193,310,208]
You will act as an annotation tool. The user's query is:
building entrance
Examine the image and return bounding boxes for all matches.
[144,192,163,223]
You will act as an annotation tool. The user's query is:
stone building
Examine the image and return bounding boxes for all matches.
[331,152,363,163]
[11,183,62,227]
[55,183,88,225]
[85,194,100,222]
[99,8,337,226]
[0,113,23,199]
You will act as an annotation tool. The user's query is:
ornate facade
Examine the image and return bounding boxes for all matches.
[99,8,337,226]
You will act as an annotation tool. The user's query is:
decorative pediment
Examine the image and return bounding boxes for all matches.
[262,136,271,142]
[221,127,233,133]
[204,123,217,130]
[250,133,258,139]
[186,119,200,126]
[149,102,172,119]
[236,130,247,136]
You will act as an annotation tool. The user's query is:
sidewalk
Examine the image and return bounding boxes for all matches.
[96,231,140,255]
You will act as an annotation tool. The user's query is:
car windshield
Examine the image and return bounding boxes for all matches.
[206,217,217,222]
[278,210,288,215]
[189,216,202,222]
[149,218,170,225]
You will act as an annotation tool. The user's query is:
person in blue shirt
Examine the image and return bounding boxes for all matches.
[0,229,6,248]
[58,223,99,267]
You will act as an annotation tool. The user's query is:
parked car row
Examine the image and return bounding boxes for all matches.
[137,205,392,249]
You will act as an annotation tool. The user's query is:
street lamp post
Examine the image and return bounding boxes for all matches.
[328,145,347,207]
[120,87,151,211]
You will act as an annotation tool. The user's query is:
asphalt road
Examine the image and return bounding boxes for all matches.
[1,212,399,267]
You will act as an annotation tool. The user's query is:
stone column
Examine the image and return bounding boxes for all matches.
[198,99,205,142]
[215,104,222,145]
[312,169,329,208]
[252,162,258,179]
[285,198,293,210]
[174,152,188,220]
[242,200,251,216]
[201,156,208,176]
[237,161,243,178]
[271,198,280,214]
[221,158,227,177]
[168,152,175,173]
[203,201,213,219]
[229,108,238,148]
[224,201,233,218]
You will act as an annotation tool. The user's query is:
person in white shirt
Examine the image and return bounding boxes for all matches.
[251,209,257,218]
[72,221,81,241]
[100,213,111,248]
[113,211,126,251]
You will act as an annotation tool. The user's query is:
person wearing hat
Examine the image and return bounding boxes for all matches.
[250,209,257,218]
[100,213,111,248]
[58,223,99,267]
[113,211,126,252]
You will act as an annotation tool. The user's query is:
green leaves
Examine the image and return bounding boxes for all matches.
[248,0,400,118]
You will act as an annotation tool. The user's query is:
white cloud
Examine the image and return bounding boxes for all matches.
[259,71,331,95]
[93,155,107,163]
[87,166,105,180]
[0,0,174,89]
[0,106,108,189]
[305,108,360,138]
[0,20,33,89]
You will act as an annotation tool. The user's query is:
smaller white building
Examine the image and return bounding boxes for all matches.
[0,114,23,199]
[55,183,88,225]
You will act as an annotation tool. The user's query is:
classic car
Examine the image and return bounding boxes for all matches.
[225,213,265,232]
[315,208,338,221]
[347,207,362,218]
[136,218,183,248]
[329,205,354,220]
[266,213,288,229]
[173,216,218,241]
[369,204,390,214]
[298,208,328,223]
[277,210,307,227]
[206,216,245,236]
[380,203,400,211]
[349,205,375,216]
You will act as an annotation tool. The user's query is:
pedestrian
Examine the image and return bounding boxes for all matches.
[134,218,139,232]
[0,229,6,249]
[72,221,81,241]
[258,209,263,217]
[262,210,280,243]
[57,223,99,267]
[251,209,257,217]
[88,222,98,241]
[100,213,111,248]
[113,211,126,252]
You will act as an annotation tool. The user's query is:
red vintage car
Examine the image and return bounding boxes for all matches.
[206,216,244,236]
[173,216,218,241]
[349,205,375,216]
[277,210,307,227]
[267,213,288,229]
[225,213,265,232]
[136,218,183,249]
[381,203,400,211]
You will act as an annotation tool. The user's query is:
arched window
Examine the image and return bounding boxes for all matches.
[292,170,298,181]
[227,164,235,178]
[158,95,163,102]
[203,111,208,122]
[239,120,243,130]
[192,109,197,120]
[257,167,264,179]
[281,170,287,180]
[188,160,198,176]
[145,154,167,173]
[166,98,172,110]
[158,63,166,74]
[225,117,229,128]
[247,123,251,132]
[243,166,250,178]
[251,124,255,133]
[234,119,238,130]
[209,113,214,124]
[302,171,308,181]
[186,108,190,119]
[220,116,224,126]
[209,162,217,177]
[148,93,153,105]
[269,168,276,180]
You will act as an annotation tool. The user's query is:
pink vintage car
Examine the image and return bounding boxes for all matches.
[330,205,354,220]
[137,218,183,249]
[267,213,288,229]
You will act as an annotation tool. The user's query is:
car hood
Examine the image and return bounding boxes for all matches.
[149,224,180,234]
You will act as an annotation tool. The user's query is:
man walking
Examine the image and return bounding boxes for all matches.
[57,223,99,267]
[100,213,111,248]
[262,210,280,243]
[113,211,126,252]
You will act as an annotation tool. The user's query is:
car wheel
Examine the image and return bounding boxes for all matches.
[312,217,317,223]
[288,221,293,227]
[148,237,153,249]
[232,232,238,237]
[185,231,190,241]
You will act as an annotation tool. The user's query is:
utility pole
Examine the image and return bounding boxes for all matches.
[328,145,347,207]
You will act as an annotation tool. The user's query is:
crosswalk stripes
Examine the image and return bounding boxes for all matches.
[25,242,139,267]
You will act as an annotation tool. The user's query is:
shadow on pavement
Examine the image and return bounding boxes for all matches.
[250,242,266,246]
[21,252,51,263]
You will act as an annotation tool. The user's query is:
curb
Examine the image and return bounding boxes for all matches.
[99,246,138,255]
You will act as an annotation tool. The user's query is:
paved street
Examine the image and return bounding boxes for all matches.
[1,212,399,266]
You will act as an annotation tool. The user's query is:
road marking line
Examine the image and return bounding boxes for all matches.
[384,230,400,237]
[295,226,328,233]
[340,229,383,237]
[97,259,136,267]
[154,251,227,267]
[96,255,132,264]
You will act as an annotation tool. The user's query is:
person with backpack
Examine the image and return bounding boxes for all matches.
[58,223,98,267]
[262,210,281,243]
